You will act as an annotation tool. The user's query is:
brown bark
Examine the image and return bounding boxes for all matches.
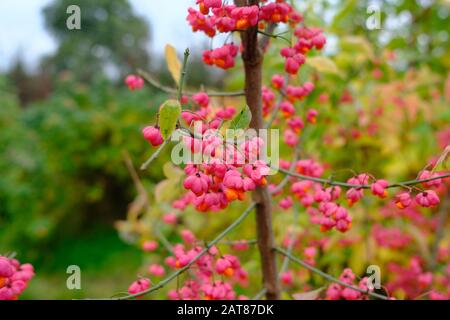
[236,0,280,300]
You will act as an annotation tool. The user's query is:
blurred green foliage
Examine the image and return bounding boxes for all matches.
[301,0,450,73]
[21,227,143,299]
[0,74,168,259]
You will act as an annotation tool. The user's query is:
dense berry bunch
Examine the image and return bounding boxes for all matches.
[325,269,374,300]
[386,257,450,299]
[203,44,239,69]
[124,74,144,91]
[128,230,248,300]
[392,170,446,210]
[0,255,34,300]
[143,91,273,212]
[187,0,308,70]
[372,224,412,249]
[179,151,270,212]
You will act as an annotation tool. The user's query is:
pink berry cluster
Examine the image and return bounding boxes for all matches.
[274,162,448,234]
[180,158,270,212]
[187,3,259,38]
[186,1,306,70]
[0,255,35,300]
[141,92,236,148]
[272,159,352,233]
[280,26,326,75]
[345,174,371,206]
[325,269,376,300]
[142,125,164,147]
[372,224,412,249]
[124,74,144,91]
[145,91,272,212]
[386,257,450,299]
[394,170,447,209]
[264,75,317,147]
[344,170,446,210]
[129,229,249,300]
[396,190,439,209]
[128,278,151,297]
[203,43,239,69]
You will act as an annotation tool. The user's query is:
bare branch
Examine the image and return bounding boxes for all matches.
[275,247,389,300]
[117,203,256,300]
[137,69,245,97]
[275,167,450,190]
[140,138,171,171]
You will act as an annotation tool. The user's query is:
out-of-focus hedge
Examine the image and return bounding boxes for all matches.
[0,74,167,259]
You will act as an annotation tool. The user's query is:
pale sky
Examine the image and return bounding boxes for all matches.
[0,0,205,71]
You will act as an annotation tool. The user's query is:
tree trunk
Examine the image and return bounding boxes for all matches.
[236,0,280,300]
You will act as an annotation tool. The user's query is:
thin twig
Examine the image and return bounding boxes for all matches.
[123,151,148,198]
[259,23,276,49]
[252,288,267,300]
[137,69,245,97]
[257,30,291,45]
[116,203,256,300]
[274,247,389,300]
[140,138,171,171]
[220,239,257,246]
[178,49,190,101]
[124,152,174,252]
[275,167,450,190]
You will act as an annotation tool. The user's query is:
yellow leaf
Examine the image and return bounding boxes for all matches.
[165,44,181,85]
[349,241,366,275]
[341,36,375,61]
[306,56,340,75]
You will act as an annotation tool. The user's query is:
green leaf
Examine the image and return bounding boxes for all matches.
[230,105,252,130]
[306,56,340,75]
[159,99,181,140]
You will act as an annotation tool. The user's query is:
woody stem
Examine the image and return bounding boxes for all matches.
[236,0,280,300]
